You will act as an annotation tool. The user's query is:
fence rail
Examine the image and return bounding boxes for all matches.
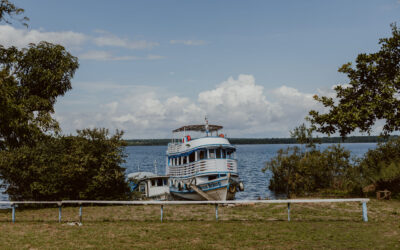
[0,198,370,223]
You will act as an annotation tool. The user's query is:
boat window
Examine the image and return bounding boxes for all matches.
[189,152,195,163]
[182,156,187,164]
[157,179,163,186]
[164,179,168,186]
[227,150,233,159]
[216,149,221,159]
[208,175,217,180]
[151,180,156,186]
[139,183,146,193]
[199,150,206,160]
[209,149,216,159]
[221,149,226,158]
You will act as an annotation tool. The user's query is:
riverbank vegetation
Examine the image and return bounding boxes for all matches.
[0,129,130,201]
[266,24,400,199]
[0,1,128,201]
[124,135,397,146]
[0,199,398,248]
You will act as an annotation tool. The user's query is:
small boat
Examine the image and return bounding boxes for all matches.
[166,118,244,201]
[127,172,170,200]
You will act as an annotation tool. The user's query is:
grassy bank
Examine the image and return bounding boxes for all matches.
[0,199,399,249]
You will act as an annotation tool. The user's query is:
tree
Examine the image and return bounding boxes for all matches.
[0,42,79,149]
[0,128,130,201]
[290,123,320,149]
[1,1,79,150]
[0,0,29,27]
[0,1,131,201]
[359,137,400,197]
[309,24,400,137]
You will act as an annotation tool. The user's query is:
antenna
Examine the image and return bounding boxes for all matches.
[205,115,209,137]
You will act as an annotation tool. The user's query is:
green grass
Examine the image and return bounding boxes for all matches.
[0,200,399,249]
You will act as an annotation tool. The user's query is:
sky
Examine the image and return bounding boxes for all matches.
[2,0,400,138]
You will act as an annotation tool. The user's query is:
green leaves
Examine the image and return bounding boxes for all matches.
[0,0,29,27]
[309,24,400,137]
[359,138,400,194]
[0,129,130,201]
[0,42,78,149]
[263,145,356,198]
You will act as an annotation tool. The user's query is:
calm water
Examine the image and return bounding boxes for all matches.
[0,143,377,206]
[123,143,377,200]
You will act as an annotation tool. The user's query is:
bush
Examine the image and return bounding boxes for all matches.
[263,144,357,197]
[359,137,400,196]
[0,128,130,201]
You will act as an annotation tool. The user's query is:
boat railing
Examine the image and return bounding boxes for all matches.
[168,159,238,177]
[167,142,184,153]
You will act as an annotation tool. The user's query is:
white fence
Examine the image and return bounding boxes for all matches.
[0,198,370,223]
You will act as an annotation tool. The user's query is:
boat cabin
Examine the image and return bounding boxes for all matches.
[127,172,170,200]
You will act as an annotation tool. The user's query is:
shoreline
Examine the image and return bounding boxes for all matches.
[124,135,398,146]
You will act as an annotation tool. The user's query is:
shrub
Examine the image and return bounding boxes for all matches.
[0,128,130,201]
[263,144,356,197]
[359,137,400,196]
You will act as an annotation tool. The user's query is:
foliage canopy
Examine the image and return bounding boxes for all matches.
[0,42,79,149]
[0,1,130,201]
[0,128,130,201]
[0,0,28,27]
[309,24,400,137]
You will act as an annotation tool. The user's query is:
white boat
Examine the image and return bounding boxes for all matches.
[166,118,244,201]
[127,172,170,200]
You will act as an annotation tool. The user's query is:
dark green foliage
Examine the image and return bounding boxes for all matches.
[263,145,355,197]
[0,0,28,27]
[290,123,320,148]
[0,128,130,201]
[0,42,79,149]
[309,24,400,137]
[359,137,400,196]
[124,136,397,146]
[0,1,131,201]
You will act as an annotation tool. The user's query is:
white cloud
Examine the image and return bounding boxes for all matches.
[55,74,325,138]
[0,25,87,48]
[0,25,162,61]
[93,32,158,49]
[79,50,164,61]
[170,40,207,46]
[79,50,138,61]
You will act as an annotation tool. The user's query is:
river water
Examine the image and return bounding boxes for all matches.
[0,143,377,207]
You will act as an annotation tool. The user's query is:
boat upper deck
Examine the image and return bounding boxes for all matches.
[167,136,234,155]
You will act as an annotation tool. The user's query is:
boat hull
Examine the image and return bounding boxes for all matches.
[169,176,237,201]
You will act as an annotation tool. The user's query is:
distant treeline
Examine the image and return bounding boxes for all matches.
[124,135,398,146]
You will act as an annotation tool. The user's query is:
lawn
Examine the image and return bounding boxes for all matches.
[0,199,399,249]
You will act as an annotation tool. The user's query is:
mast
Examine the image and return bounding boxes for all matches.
[205,115,209,137]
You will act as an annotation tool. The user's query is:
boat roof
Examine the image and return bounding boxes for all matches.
[173,124,223,132]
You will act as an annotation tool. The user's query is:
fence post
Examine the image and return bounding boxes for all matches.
[79,204,82,223]
[215,204,218,221]
[287,203,291,221]
[58,202,62,223]
[161,205,164,222]
[11,204,15,223]
[362,202,368,222]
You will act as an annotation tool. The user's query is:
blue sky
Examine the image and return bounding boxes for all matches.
[4,0,400,138]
